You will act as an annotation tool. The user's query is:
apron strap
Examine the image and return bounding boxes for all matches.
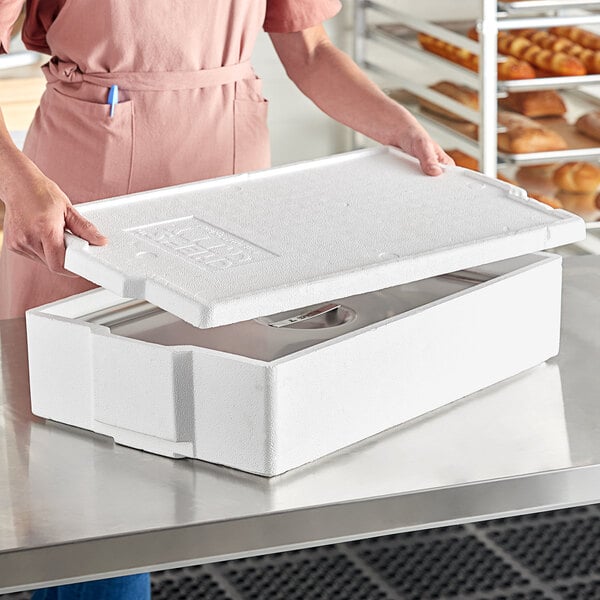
[43,59,255,91]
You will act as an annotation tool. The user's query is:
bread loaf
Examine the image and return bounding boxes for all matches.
[550,26,600,51]
[498,90,566,117]
[497,31,587,76]
[417,33,535,80]
[498,128,568,153]
[418,81,479,122]
[553,162,600,193]
[575,111,600,142]
[497,111,568,153]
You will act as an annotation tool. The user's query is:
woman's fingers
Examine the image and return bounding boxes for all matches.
[65,206,108,246]
[397,117,455,176]
[38,207,107,276]
[411,137,444,176]
[437,148,455,166]
[41,229,77,277]
[412,138,456,176]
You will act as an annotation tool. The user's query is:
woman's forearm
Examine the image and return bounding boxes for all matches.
[272,36,412,145]
[270,27,452,175]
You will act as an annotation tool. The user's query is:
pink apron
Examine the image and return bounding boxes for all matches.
[0,0,271,318]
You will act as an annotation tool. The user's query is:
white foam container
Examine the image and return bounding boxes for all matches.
[26,147,586,476]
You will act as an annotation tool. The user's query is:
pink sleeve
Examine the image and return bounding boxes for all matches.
[264,0,342,33]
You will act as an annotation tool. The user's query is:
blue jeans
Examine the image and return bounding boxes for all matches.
[31,574,150,600]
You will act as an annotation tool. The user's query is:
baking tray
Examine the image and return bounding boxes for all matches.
[387,88,600,164]
[374,21,600,91]
[498,0,600,13]
[82,272,482,362]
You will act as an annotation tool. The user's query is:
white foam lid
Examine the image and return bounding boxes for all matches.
[64,147,585,329]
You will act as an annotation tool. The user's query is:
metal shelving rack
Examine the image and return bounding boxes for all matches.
[353,0,600,177]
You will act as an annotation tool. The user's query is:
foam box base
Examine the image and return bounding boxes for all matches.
[26,253,562,477]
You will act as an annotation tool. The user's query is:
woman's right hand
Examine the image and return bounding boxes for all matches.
[2,153,107,276]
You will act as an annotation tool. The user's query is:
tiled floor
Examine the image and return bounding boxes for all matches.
[4,504,600,600]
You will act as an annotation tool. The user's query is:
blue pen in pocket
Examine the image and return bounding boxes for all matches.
[107,85,119,118]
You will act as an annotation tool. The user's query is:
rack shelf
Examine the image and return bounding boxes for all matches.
[355,0,600,185]
[498,0,600,11]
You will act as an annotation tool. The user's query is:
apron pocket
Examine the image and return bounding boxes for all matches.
[233,98,270,174]
[26,87,134,204]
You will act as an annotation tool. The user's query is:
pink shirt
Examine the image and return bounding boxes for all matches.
[1,0,342,54]
[0,0,343,319]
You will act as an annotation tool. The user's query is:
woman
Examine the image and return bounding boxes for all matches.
[0,0,452,597]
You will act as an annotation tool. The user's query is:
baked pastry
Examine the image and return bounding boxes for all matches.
[498,90,567,118]
[517,29,600,74]
[418,81,479,122]
[497,31,587,76]
[496,58,537,80]
[468,28,587,77]
[497,111,568,153]
[550,26,600,52]
[417,33,535,80]
[575,111,600,142]
[553,162,600,193]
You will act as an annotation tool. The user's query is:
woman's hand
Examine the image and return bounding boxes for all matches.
[2,153,107,276]
[389,116,455,177]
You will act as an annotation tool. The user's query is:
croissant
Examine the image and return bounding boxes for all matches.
[417,33,535,80]
[550,26,600,51]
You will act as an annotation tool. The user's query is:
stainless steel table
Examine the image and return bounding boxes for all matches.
[1,256,600,594]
